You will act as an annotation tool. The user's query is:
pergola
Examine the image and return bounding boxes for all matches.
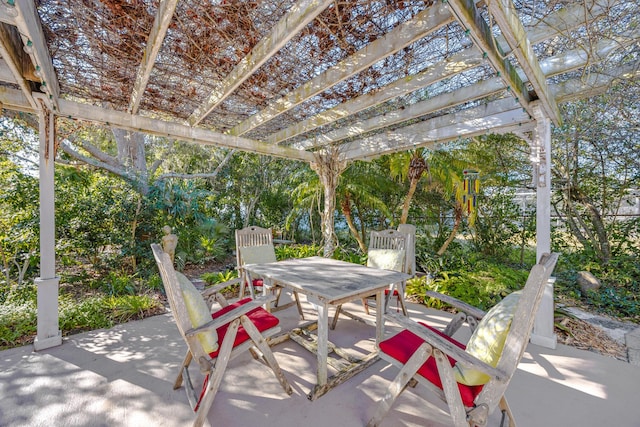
[0,0,637,351]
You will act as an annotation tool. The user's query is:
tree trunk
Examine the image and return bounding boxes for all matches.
[341,196,367,253]
[400,155,427,224]
[400,177,419,224]
[437,205,462,256]
[311,150,346,258]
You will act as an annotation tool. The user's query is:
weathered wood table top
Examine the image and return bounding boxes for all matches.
[244,256,410,400]
[244,256,410,305]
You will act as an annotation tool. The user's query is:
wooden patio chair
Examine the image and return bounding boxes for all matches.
[367,253,559,427]
[235,225,304,319]
[331,229,412,329]
[151,244,292,427]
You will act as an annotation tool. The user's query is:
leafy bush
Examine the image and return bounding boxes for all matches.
[202,270,238,285]
[275,244,322,260]
[0,293,163,350]
[407,258,530,311]
[100,271,137,296]
[0,301,36,349]
[554,250,640,320]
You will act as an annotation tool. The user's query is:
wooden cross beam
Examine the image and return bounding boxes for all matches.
[129,0,179,114]
[446,0,532,120]
[487,0,561,125]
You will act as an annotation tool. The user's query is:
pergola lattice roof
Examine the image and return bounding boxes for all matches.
[0,0,638,163]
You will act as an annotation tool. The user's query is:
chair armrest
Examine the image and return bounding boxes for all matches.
[385,312,506,382]
[425,291,486,320]
[200,277,242,299]
[185,294,277,336]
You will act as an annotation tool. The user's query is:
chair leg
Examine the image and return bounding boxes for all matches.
[398,293,407,316]
[434,349,467,427]
[293,291,305,320]
[367,343,431,427]
[174,349,193,390]
[361,298,370,315]
[498,396,517,427]
[330,304,342,330]
[193,319,240,427]
[240,316,292,395]
[273,286,283,307]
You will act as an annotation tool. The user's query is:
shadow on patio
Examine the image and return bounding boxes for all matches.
[1,298,638,427]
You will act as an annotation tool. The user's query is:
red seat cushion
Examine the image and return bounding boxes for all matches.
[378,322,484,407]
[196,297,279,411]
[252,278,264,288]
[208,297,279,358]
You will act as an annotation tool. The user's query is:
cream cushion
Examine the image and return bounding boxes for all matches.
[175,272,219,354]
[367,248,406,272]
[454,291,522,385]
[240,245,277,264]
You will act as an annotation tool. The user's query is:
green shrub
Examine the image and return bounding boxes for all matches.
[275,244,322,260]
[202,270,238,285]
[100,271,137,296]
[407,261,529,311]
[0,302,36,349]
[59,296,113,333]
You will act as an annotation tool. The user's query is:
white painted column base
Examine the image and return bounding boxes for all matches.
[530,277,557,349]
[34,276,62,351]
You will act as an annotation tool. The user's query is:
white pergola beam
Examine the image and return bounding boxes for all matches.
[340,97,532,161]
[56,99,314,162]
[188,0,334,126]
[552,62,640,103]
[539,32,638,78]
[0,58,17,82]
[128,0,178,114]
[295,76,506,150]
[0,85,35,112]
[488,0,561,125]
[494,0,618,58]
[230,3,454,136]
[270,47,484,145]
[447,0,531,115]
[12,0,60,108]
[0,24,37,109]
[269,1,614,145]
[297,33,630,150]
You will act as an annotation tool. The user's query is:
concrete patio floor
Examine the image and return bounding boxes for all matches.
[1,297,638,427]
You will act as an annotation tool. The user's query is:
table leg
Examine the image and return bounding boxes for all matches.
[375,290,384,344]
[314,298,329,387]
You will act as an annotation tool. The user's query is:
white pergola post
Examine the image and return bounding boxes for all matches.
[33,99,61,351]
[530,103,557,349]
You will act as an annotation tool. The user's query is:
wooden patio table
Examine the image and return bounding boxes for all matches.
[243,256,410,400]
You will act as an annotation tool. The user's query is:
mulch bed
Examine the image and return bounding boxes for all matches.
[555,316,628,361]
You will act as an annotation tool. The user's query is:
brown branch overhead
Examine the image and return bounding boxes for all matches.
[187,0,334,127]
[229,3,454,137]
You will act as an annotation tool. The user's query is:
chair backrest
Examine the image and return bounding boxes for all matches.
[151,243,209,359]
[367,229,409,274]
[477,252,559,406]
[396,224,416,277]
[235,226,277,266]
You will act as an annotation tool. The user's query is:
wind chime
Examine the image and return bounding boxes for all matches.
[462,170,479,214]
